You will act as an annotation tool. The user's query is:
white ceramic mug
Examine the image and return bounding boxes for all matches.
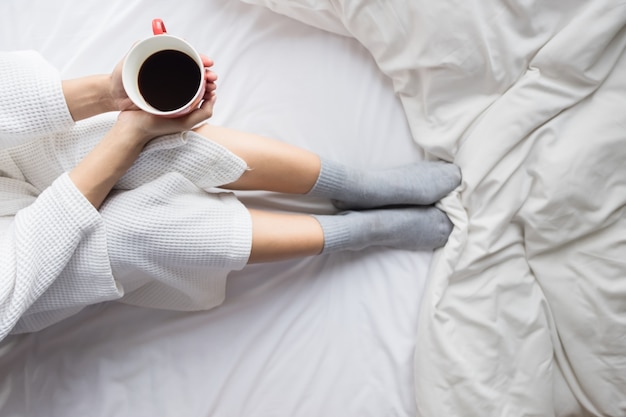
[122,19,206,118]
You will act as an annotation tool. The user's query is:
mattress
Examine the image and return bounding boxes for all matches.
[0,1,431,416]
[243,0,626,416]
[5,1,624,416]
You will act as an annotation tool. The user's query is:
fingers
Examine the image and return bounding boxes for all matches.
[205,70,218,86]
[203,66,218,102]
[204,86,217,101]
[205,79,217,92]
[201,54,218,85]
[200,54,214,68]
[117,93,215,143]
[180,95,215,127]
[204,66,218,101]
[201,54,218,100]
[208,90,217,105]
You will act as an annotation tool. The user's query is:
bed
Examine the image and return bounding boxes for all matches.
[1,0,625,416]
[243,1,626,416]
[0,1,428,416]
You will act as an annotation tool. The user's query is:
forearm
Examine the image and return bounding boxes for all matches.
[62,75,116,121]
[1,173,107,341]
[68,94,215,208]
[69,122,149,208]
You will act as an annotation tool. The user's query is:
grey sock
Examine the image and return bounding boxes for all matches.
[312,206,453,253]
[308,158,461,209]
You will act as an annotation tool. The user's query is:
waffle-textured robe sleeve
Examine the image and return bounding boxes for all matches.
[0,173,119,340]
[0,51,75,148]
[0,51,119,341]
[1,51,252,339]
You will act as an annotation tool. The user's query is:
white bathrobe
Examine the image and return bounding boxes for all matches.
[0,51,252,340]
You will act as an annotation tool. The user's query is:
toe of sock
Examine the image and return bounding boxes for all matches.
[429,163,462,203]
[433,208,454,248]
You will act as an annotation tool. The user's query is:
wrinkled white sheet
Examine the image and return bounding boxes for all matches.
[242,0,626,416]
[0,1,431,416]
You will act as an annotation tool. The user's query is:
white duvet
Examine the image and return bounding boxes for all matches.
[244,0,626,415]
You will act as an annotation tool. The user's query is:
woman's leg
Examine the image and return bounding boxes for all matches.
[193,124,462,208]
[193,123,458,264]
[247,205,453,264]
[193,123,321,194]
[248,209,324,263]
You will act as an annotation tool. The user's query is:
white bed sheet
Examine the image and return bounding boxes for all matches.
[0,1,431,416]
[242,1,626,416]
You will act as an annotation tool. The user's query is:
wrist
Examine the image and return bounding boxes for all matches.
[111,115,155,146]
[62,75,117,121]
[69,122,146,209]
[99,74,117,113]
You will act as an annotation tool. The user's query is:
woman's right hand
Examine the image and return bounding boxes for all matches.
[115,91,217,146]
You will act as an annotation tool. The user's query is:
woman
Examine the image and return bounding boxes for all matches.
[0,49,461,341]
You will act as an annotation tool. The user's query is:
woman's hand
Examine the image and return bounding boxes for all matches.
[63,47,218,122]
[109,53,219,113]
[115,92,217,144]
[67,48,219,208]
[68,96,215,210]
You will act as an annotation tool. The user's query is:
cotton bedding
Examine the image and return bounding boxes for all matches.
[0,1,431,416]
[2,0,625,416]
[242,0,626,416]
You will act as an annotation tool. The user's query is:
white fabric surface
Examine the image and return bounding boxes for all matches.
[0,51,120,339]
[241,0,626,416]
[0,1,429,416]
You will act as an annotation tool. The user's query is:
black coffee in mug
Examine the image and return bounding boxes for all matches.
[138,49,201,112]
